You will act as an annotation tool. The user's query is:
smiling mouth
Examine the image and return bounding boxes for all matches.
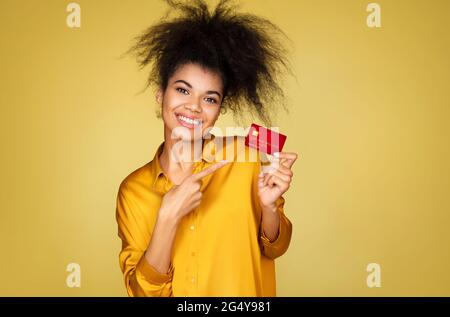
[175,113,203,129]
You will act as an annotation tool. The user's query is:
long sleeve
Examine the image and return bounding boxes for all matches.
[116,182,173,297]
[259,195,293,259]
[252,157,293,260]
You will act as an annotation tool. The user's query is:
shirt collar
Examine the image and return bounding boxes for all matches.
[149,134,217,189]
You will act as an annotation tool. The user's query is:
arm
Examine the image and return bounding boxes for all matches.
[261,202,280,241]
[259,195,293,260]
[143,209,180,275]
[116,183,178,297]
[253,151,296,260]
[116,161,229,296]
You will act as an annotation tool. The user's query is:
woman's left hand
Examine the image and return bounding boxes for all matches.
[257,152,298,209]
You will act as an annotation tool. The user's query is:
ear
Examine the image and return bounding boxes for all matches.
[156,88,163,104]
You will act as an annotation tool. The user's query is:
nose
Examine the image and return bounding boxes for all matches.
[184,98,202,113]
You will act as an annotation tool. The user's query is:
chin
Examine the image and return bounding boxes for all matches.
[170,124,209,142]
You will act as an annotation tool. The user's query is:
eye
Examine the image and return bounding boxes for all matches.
[205,97,218,104]
[176,87,189,95]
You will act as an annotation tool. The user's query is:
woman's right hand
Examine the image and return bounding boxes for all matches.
[159,160,229,222]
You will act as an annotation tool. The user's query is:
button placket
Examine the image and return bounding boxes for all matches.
[189,203,199,290]
[188,160,206,291]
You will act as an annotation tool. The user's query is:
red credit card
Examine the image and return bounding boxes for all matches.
[245,123,287,155]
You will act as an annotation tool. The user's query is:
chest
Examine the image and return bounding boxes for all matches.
[164,166,195,186]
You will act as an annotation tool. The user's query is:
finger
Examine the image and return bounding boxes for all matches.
[268,174,290,191]
[260,161,293,187]
[279,156,298,169]
[258,172,266,182]
[275,152,298,169]
[191,160,230,181]
[258,174,272,189]
[272,163,293,177]
[269,170,291,183]
[263,173,273,187]
[280,158,295,170]
[261,159,279,175]
[193,191,202,202]
[262,159,291,185]
[258,177,266,189]
[258,180,270,194]
[275,152,298,160]
[260,160,273,174]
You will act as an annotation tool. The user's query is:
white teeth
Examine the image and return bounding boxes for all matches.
[177,115,201,126]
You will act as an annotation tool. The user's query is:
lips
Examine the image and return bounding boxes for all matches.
[175,112,203,129]
[175,112,202,121]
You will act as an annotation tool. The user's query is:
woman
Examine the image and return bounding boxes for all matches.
[116,0,298,296]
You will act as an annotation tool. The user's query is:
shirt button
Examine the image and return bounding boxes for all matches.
[191,277,196,283]
[190,225,195,231]
[191,252,196,256]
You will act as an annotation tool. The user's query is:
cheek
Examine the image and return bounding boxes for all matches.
[161,103,178,126]
[161,93,179,114]
[204,107,221,123]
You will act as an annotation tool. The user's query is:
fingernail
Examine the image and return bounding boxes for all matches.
[273,152,279,158]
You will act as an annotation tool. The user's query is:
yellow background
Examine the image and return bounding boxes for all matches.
[1,0,449,296]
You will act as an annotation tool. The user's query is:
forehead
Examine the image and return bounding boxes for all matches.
[169,63,223,90]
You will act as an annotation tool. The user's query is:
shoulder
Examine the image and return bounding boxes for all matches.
[118,161,153,196]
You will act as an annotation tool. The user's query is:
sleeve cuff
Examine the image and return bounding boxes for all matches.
[261,196,285,244]
[136,254,174,285]
[261,226,281,244]
[260,196,286,245]
[261,215,284,245]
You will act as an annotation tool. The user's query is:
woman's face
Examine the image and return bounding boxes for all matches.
[157,63,224,142]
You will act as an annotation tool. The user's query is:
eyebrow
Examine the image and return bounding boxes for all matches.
[173,79,222,99]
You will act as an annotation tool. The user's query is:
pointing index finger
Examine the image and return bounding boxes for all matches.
[191,160,230,181]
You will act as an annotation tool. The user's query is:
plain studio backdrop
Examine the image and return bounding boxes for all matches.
[0,0,449,296]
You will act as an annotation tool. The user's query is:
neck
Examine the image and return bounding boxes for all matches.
[160,131,205,173]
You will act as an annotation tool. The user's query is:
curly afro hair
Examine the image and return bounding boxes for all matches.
[126,0,294,126]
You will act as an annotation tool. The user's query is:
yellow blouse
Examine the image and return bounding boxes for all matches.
[115,135,292,296]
